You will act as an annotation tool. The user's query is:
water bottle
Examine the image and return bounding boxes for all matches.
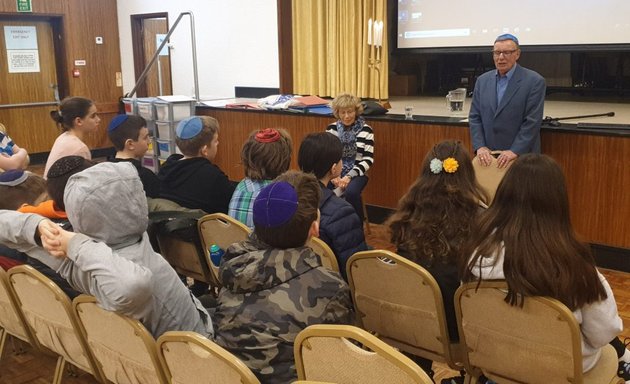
[209,244,224,267]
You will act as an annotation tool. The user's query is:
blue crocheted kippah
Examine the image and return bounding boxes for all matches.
[108,114,129,132]
[253,181,298,228]
[176,116,203,139]
[0,169,27,186]
[495,33,519,45]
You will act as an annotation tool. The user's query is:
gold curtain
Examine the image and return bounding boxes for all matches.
[292,0,388,99]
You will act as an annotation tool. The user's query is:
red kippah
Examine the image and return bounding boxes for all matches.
[255,128,281,143]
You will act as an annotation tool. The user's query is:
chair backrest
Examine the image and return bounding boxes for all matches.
[197,213,251,283]
[8,265,104,382]
[294,324,432,384]
[454,281,619,384]
[157,331,260,384]
[471,153,510,204]
[73,295,168,384]
[307,237,340,272]
[0,266,37,353]
[346,250,460,369]
[155,231,216,284]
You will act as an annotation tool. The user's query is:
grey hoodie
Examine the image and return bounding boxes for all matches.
[0,162,212,339]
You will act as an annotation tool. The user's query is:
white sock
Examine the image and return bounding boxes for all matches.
[621,348,630,363]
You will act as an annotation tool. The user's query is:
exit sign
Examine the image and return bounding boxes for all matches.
[17,0,32,12]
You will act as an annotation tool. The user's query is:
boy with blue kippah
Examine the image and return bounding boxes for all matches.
[107,114,160,198]
[213,170,353,384]
[158,116,236,214]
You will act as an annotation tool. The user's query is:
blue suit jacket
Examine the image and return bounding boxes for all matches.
[469,64,546,154]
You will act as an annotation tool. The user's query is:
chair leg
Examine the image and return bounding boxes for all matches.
[0,329,6,359]
[9,334,27,355]
[362,200,371,235]
[53,356,66,384]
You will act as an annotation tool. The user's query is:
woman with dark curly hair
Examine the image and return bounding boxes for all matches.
[388,140,487,380]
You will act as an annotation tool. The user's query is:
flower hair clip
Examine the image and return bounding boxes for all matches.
[430,157,459,174]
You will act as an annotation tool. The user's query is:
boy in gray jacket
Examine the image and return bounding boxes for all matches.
[0,161,212,338]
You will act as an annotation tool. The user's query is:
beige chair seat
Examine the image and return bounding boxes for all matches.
[294,324,433,384]
[157,331,260,384]
[455,281,623,384]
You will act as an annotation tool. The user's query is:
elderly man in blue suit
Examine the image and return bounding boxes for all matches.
[469,34,546,168]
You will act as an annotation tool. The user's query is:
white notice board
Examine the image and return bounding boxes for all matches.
[4,26,40,73]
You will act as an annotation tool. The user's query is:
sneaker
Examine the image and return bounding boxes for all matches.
[441,376,465,384]
[618,361,630,383]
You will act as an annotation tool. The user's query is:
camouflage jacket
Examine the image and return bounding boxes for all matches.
[213,236,354,384]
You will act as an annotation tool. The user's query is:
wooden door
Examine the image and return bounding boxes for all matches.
[0,19,61,153]
[131,14,172,97]
[143,18,172,97]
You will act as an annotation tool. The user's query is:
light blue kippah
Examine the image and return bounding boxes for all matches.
[495,33,519,45]
[108,114,129,132]
[176,116,203,139]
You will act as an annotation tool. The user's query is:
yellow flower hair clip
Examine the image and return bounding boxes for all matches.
[443,157,459,173]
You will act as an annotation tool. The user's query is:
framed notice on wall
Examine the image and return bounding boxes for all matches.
[3,25,40,73]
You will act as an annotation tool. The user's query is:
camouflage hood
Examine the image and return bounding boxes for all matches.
[220,236,321,293]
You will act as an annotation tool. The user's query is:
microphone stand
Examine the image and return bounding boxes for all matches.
[543,112,614,127]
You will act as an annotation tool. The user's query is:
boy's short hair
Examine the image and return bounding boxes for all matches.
[331,93,363,120]
[298,132,343,179]
[107,114,147,151]
[47,156,95,211]
[0,170,47,210]
[241,128,292,180]
[175,116,219,157]
[253,171,320,249]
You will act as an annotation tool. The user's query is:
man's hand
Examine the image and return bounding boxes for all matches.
[497,150,517,168]
[476,147,493,167]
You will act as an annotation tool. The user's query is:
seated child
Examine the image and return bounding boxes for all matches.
[107,114,160,198]
[0,169,47,211]
[298,132,368,277]
[0,162,83,297]
[213,171,354,383]
[229,128,292,229]
[19,155,95,220]
[0,169,46,270]
[388,140,487,380]
[0,162,213,338]
[45,97,99,178]
[0,123,29,171]
[158,116,236,214]
[462,154,629,380]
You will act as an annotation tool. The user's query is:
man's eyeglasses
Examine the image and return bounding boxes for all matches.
[492,49,518,57]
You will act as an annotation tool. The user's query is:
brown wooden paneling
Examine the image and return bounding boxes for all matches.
[542,132,630,249]
[63,0,121,102]
[0,20,60,152]
[198,107,630,250]
[0,0,122,152]
[0,0,64,14]
[62,0,121,149]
